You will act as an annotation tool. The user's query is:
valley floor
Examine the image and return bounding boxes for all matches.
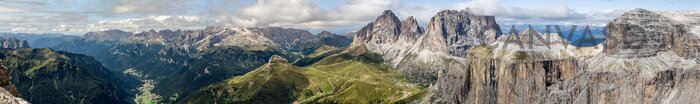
[134,80,162,104]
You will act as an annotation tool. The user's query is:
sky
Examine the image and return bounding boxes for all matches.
[0,0,698,35]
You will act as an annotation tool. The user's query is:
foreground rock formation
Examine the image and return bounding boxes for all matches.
[0,62,27,104]
[426,8,700,104]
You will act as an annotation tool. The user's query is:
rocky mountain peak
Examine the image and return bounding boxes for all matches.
[344,9,505,85]
[613,8,672,26]
[418,9,502,57]
[400,16,423,40]
[376,10,400,24]
[0,38,30,49]
[370,10,402,43]
[382,10,393,15]
[349,9,404,54]
[604,8,681,58]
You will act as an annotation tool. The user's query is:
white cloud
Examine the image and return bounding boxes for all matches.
[11,27,37,32]
[229,0,399,29]
[52,16,206,33]
[111,0,191,14]
[455,0,582,20]
[326,0,397,21]
[0,6,25,13]
[234,0,322,26]
[0,0,628,34]
[449,0,623,26]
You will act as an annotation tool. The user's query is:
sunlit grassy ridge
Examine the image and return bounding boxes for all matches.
[293,45,344,66]
[182,51,425,104]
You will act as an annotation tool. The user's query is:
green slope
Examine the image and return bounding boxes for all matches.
[293,45,344,66]
[155,46,281,102]
[0,48,129,104]
[181,51,425,104]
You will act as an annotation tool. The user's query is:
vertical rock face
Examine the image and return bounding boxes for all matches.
[604,8,676,58]
[399,16,424,42]
[660,10,700,59]
[0,38,30,49]
[371,10,402,44]
[418,10,502,57]
[603,8,700,59]
[427,8,700,104]
[351,10,404,54]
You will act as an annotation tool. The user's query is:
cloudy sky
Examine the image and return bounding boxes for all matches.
[0,0,698,35]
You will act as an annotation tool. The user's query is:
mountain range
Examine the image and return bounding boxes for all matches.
[0,8,700,104]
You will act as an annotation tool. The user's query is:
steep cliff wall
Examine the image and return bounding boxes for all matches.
[426,8,700,104]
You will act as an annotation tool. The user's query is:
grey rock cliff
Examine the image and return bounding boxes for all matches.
[416,9,502,57]
[426,8,700,104]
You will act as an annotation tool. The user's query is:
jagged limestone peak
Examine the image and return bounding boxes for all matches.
[400,16,423,39]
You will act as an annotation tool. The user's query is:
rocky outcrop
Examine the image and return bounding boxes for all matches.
[426,8,700,104]
[0,38,30,49]
[267,55,288,64]
[0,87,28,104]
[0,61,27,104]
[0,62,19,97]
